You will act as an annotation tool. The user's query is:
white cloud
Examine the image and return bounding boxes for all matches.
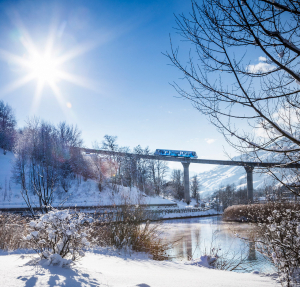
[258,56,267,62]
[247,62,275,73]
[205,138,215,144]
[254,125,268,138]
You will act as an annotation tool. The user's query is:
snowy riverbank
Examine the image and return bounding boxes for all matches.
[0,249,279,287]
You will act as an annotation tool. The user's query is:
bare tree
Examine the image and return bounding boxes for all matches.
[58,122,82,148]
[102,135,118,151]
[148,159,169,196]
[57,122,85,192]
[101,135,119,188]
[91,138,169,195]
[134,145,151,192]
[166,0,300,194]
[170,169,185,200]
[91,141,109,191]
[191,175,201,202]
[0,100,16,153]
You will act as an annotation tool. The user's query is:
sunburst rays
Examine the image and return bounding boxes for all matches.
[0,17,98,112]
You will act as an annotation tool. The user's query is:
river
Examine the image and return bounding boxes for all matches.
[160,215,276,273]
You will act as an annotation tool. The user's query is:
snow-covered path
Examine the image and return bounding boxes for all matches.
[0,251,279,287]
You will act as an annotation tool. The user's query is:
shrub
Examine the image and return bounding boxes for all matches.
[224,203,300,285]
[223,202,300,223]
[92,204,170,260]
[24,209,91,267]
[257,208,300,286]
[0,212,29,250]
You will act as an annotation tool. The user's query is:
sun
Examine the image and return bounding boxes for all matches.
[27,52,60,84]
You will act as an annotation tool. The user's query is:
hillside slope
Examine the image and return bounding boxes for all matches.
[198,152,280,195]
[0,150,174,208]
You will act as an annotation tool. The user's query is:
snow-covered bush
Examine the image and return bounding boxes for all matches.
[24,209,91,267]
[258,208,300,286]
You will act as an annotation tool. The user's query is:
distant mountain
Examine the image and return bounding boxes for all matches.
[198,152,279,195]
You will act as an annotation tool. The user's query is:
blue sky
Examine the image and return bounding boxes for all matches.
[0,0,251,174]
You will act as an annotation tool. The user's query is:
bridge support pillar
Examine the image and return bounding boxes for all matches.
[244,166,254,204]
[182,162,190,205]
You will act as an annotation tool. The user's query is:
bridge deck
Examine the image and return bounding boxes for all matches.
[82,148,300,168]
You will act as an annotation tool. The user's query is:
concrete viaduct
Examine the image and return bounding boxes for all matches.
[82,148,300,204]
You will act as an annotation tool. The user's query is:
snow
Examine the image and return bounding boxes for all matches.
[0,249,279,287]
[187,255,217,268]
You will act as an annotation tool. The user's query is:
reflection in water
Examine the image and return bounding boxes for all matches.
[248,242,257,261]
[160,216,275,273]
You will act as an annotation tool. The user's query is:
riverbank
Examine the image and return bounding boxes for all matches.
[0,249,279,287]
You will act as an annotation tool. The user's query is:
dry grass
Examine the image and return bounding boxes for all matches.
[0,212,30,250]
[223,202,300,223]
[91,205,171,260]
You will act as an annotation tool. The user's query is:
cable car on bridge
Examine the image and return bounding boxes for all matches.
[154,149,198,158]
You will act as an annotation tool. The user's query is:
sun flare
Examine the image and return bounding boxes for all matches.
[0,19,98,112]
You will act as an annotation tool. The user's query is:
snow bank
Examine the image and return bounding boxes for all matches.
[0,249,279,287]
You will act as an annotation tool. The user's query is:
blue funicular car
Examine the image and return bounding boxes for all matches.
[154,149,198,158]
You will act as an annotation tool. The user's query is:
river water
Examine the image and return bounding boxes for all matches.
[160,215,276,273]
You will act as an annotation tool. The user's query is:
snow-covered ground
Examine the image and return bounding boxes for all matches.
[0,249,279,287]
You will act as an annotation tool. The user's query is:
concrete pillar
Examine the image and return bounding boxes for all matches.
[182,162,190,205]
[244,166,254,204]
